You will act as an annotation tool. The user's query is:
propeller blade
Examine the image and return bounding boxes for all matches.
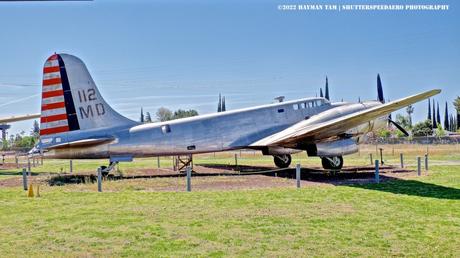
[388,119,409,136]
[377,74,385,103]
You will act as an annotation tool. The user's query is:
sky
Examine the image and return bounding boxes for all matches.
[0,0,459,135]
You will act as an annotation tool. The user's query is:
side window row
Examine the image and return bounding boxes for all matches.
[292,100,323,110]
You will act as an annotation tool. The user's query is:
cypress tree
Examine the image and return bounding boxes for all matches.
[320,88,323,98]
[140,107,144,123]
[427,98,431,121]
[325,77,330,100]
[432,99,437,128]
[444,102,449,130]
[436,102,441,128]
[217,94,222,112]
[221,96,226,112]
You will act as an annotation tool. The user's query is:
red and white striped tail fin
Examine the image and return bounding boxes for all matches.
[39,53,135,138]
[40,54,70,136]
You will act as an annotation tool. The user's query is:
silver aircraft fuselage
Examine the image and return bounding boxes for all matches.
[42,97,386,160]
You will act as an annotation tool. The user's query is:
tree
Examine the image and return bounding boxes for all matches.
[156,107,173,122]
[444,102,449,131]
[435,124,446,137]
[427,98,431,121]
[172,109,199,119]
[412,120,433,137]
[395,114,411,131]
[145,112,152,123]
[432,99,437,128]
[31,120,40,138]
[319,88,323,98]
[405,105,414,127]
[217,94,222,112]
[454,96,460,130]
[140,108,144,123]
[324,76,330,100]
[436,102,441,128]
[221,96,226,112]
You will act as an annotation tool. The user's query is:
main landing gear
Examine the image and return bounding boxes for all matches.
[273,154,292,168]
[321,156,343,170]
[99,161,118,177]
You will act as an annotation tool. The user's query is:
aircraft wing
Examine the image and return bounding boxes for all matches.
[0,113,40,124]
[250,89,440,147]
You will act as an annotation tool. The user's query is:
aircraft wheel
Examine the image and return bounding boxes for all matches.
[321,156,343,170]
[273,154,291,168]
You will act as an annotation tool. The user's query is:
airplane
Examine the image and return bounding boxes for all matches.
[0,113,41,141]
[33,53,440,175]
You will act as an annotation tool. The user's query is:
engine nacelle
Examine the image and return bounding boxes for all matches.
[305,138,358,157]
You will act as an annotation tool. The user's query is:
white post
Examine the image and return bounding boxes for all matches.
[186,166,191,192]
[296,163,301,188]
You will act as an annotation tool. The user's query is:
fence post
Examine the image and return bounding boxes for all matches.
[374,160,380,183]
[417,157,421,176]
[369,153,373,165]
[22,168,28,191]
[234,153,238,167]
[15,155,19,168]
[97,168,102,192]
[157,156,160,168]
[186,166,191,192]
[400,153,404,168]
[296,163,301,188]
[69,160,73,174]
[379,148,384,165]
[424,153,428,171]
[27,158,31,174]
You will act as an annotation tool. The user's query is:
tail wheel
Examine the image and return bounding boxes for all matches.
[321,156,343,170]
[273,154,292,168]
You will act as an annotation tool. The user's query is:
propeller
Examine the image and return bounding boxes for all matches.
[388,119,410,136]
[377,74,409,137]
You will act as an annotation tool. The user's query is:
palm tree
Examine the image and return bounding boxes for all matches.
[406,105,414,127]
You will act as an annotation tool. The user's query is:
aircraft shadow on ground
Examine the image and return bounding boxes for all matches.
[348,178,460,200]
[200,164,460,200]
[0,171,40,176]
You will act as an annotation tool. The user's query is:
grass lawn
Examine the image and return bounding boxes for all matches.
[0,162,459,257]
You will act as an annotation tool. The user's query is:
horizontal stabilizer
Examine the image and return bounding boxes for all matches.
[0,113,40,124]
[45,137,114,149]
